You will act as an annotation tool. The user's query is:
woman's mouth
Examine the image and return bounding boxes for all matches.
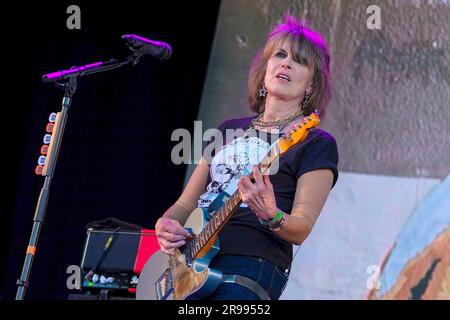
[276,73,291,82]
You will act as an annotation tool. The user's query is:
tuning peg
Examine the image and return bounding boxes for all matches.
[38,155,47,166]
[40,145,49,155]
[49,112,57,123]
[35,165,44,175]
[43,134,52,144]
[46,123,54,133]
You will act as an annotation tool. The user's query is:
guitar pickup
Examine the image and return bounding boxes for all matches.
[155,269,174,300]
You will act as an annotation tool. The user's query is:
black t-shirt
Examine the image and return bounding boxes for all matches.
[198,115,339,271]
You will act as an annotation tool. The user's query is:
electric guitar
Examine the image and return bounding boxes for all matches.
[136,112,320,300]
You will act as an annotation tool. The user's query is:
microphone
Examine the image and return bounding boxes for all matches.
[122,34,172,60]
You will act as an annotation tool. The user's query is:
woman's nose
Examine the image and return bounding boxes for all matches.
[281,60,291,69]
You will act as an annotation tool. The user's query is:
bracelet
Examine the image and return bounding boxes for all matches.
[269,211,285,231]
[258,209,285,230]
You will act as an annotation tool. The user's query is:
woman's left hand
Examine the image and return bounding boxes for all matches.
[238,165,278,221]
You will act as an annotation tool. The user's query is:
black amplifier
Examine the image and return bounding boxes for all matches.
[80,227,159,293]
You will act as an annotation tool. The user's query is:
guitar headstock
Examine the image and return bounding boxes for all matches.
[278,111,320,155]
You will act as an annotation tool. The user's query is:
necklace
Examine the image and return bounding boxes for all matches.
[250,109,304,132]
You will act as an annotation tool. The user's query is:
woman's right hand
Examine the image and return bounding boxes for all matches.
[155,217,191,255]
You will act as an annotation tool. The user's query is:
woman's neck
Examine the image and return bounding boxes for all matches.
[263,96,301,122]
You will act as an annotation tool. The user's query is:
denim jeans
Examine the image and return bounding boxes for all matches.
[206,254,289,300]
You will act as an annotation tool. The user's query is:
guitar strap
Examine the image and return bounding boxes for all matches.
[221,274,271,300]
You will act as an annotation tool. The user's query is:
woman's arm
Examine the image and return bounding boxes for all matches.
[273,169,334,245]
[162,157,210,224]
[156,157,210,254]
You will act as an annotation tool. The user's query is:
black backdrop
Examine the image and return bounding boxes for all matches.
[1,1,221,300]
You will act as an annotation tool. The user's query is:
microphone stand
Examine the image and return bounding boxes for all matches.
[15,52,142,300]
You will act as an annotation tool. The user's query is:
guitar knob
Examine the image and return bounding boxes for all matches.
[49,112,57,123]
[46,123,54,133]
[35,165,44,175]
[40,145,49,155]
[43,134,52,144]
[38,155,47,166]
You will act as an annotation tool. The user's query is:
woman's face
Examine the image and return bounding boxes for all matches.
[264,41,313,103]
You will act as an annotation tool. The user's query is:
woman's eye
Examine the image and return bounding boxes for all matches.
[275,51,287,58]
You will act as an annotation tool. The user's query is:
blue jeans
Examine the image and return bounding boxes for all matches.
[206,254,289,300]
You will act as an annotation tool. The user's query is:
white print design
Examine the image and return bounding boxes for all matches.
[198,135,272,208]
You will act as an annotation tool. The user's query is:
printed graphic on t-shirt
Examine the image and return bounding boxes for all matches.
[198,135,272,208]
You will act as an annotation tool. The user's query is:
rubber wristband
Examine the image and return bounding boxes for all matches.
[272,209,283,222]
[258,209,283,226]
[269,212,285,231]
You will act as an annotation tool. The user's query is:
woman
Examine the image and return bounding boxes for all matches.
[155,15,338,300]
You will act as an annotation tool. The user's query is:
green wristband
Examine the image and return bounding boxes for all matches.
[272,209,283,222]
[258,209,283,227]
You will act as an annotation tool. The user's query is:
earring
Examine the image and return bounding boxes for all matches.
[259,83,268,98]
[301,92,311,110]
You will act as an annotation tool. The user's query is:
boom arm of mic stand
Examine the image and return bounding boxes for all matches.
[42,55,139,83]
